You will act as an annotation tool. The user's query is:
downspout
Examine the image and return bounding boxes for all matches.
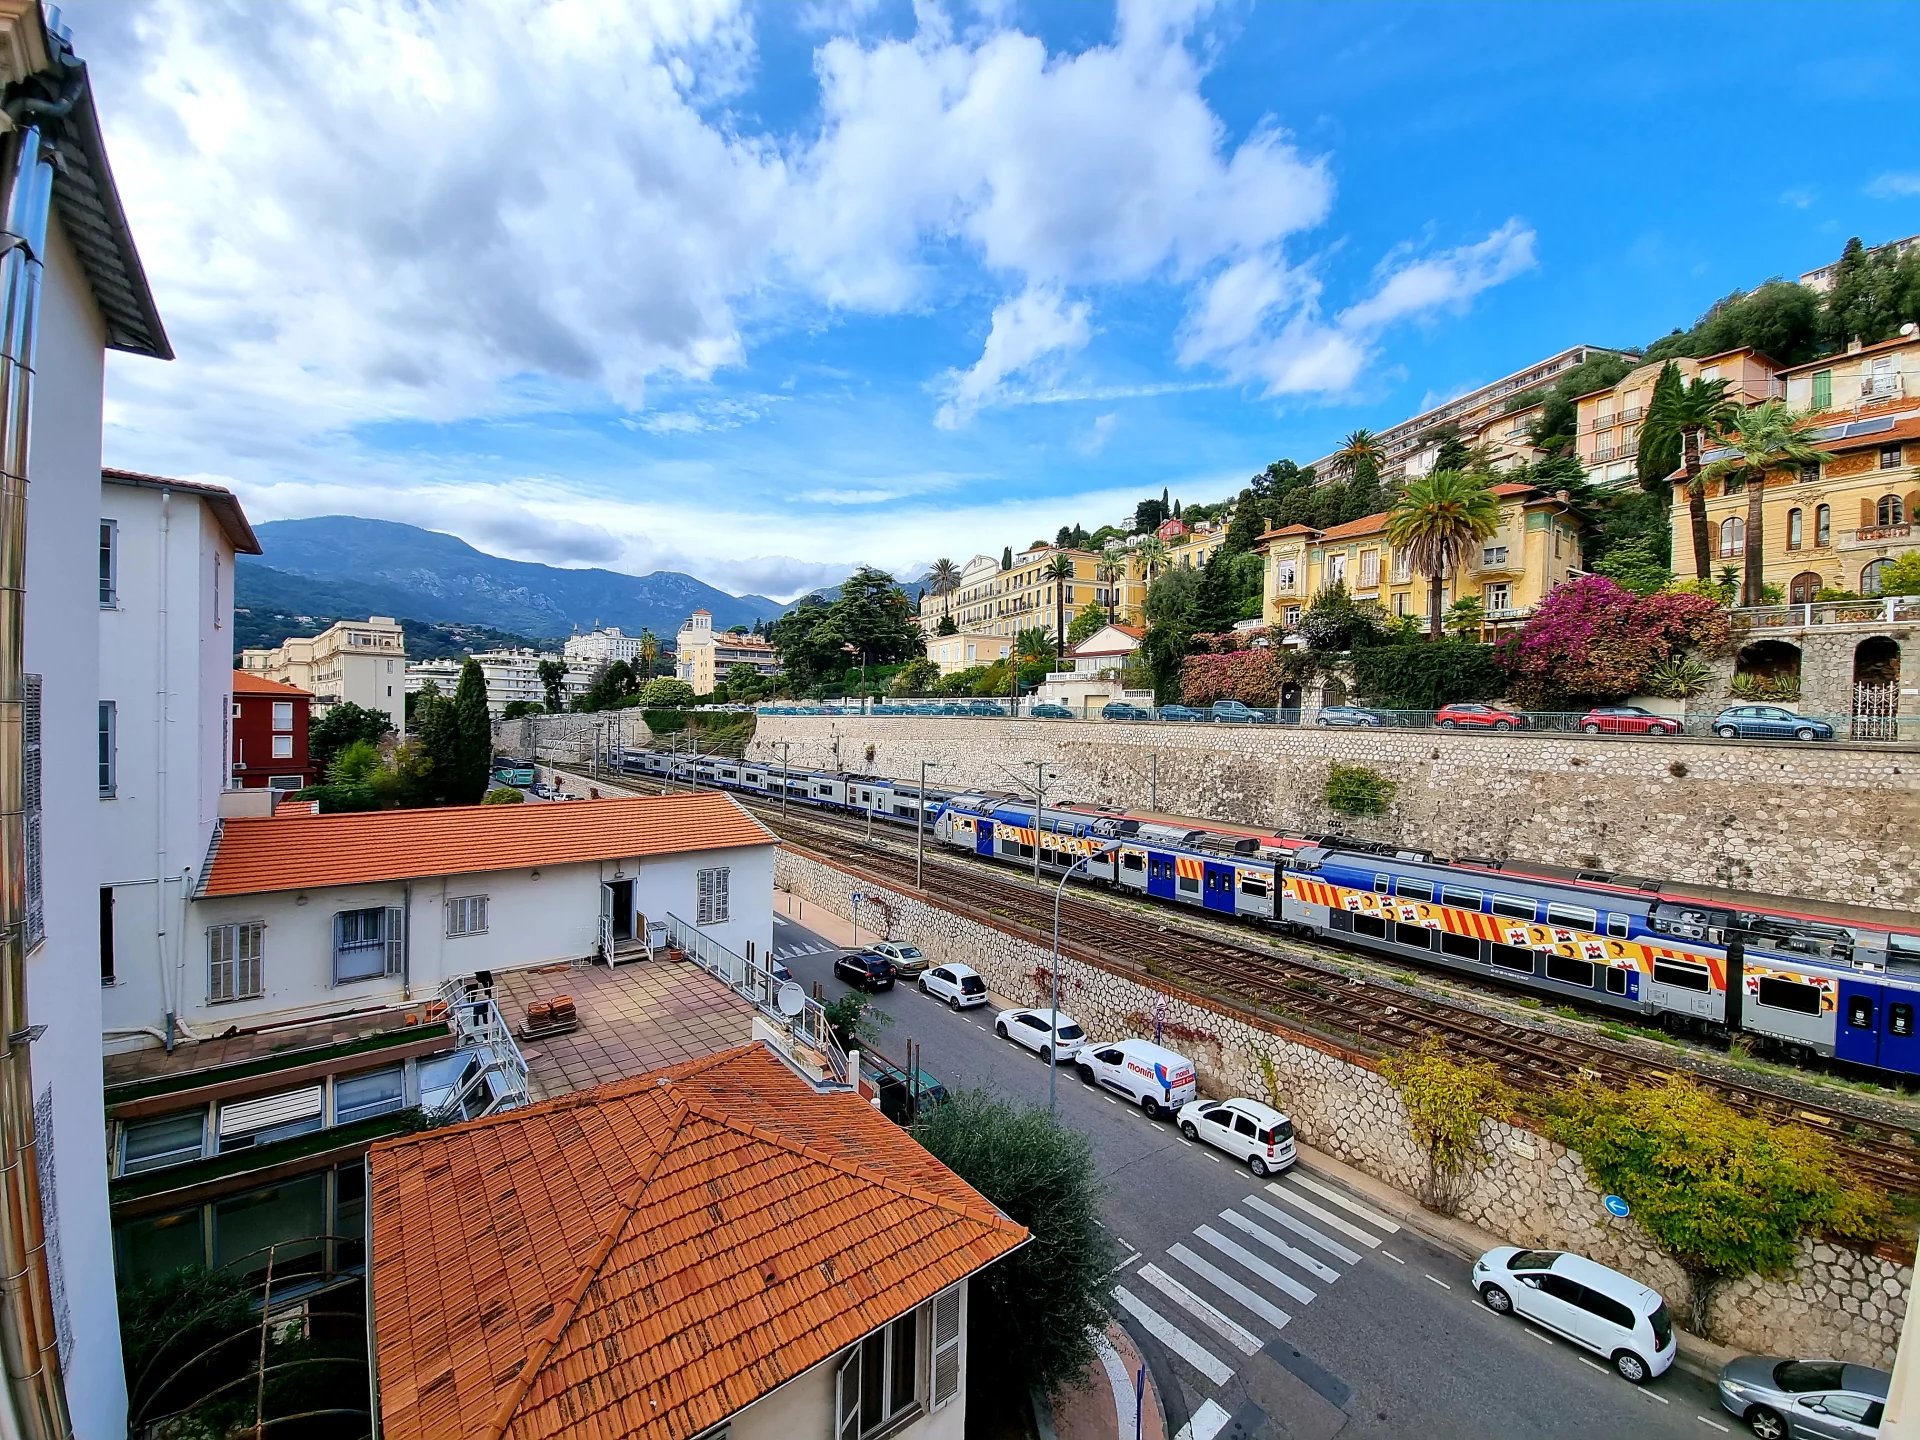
[154,488,171,1050]
[401,879,411,1002]
[0,26,87,1440]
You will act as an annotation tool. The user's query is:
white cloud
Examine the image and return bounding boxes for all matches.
[1337,219,1536,331]
[1780,187,1816,210]
[1077,412,1119,455]
[1866,172,1920,199]
[935,287,1092,428]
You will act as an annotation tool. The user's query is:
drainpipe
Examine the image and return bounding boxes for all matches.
[154,488,171,1049]
[401,879,412,1001]
[0,24,87,1440]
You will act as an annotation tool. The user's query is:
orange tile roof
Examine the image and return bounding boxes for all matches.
[230,669,312,698]
[369,1044,1026,1440]
[200,792,774,896]
[1257,523,1317,539]
[1316,509,1391,541]
[271,799,319,819]
[1776,334,1918,375]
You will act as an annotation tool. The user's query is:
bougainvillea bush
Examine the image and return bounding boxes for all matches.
[1178,643,1285,706]
[1496,576,1729,708]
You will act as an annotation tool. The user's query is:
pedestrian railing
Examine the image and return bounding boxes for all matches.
[663,913,849,1083]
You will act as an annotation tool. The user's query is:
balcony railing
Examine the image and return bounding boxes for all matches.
[1851,523,1912,544]
[664,913,849,1083]
[428,977,530,1122]
[1732,596,1920,632]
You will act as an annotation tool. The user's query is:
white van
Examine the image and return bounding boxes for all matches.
[1473,1247,1677,1383]
[1073,1038,1198,1118]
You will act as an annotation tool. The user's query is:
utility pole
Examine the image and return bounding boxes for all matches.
[1149,751,1158,812]
[1032,759,1046,887]
[916,759,937,889]
[1049,854,1092,1118]
[780,741,791,817]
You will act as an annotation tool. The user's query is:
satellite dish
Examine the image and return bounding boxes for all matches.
[775,982,806,1018]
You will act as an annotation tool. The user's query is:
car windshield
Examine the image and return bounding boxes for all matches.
[1774,1361,1846,1393]
[1260,1121,1294,1143]
[1508,1249,1562,1271]
[960,976,986,993]
[1056,1023,1085,1041]
[894,946,922,959]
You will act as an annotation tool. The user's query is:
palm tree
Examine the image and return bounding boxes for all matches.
[928,557,961,620]
[1096,555,1122,624]
[1044,554,1075,659]
[1332,428,1386,485]
[1643,370,1737,581]
[1384,470,1503,640]
[638,629,660,680]
[1700,400,1834,605]
[1132,535,1169,586]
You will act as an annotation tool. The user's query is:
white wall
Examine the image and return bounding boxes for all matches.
[24,211,128,1438]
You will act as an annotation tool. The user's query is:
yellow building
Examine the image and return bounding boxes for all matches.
[673,610,781,693]
[944,543,1146,639]
[1160,518,1230,570]
[925,630,1012,676]
[1673,336,1920,602]
[1575,347,1781,489]
[1257,481,1585,629]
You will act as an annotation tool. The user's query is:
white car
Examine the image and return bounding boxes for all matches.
[1077,1039,1198,1119]
[919,962,989,1009]
[868,940,931,977]
[1473,1247,1677,1383]
[993,1008,1086,1064]
[1176,1097,1296,1174]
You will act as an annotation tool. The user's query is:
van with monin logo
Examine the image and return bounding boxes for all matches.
[1072,1038,1199,1119]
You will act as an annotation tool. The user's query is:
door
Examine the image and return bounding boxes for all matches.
[1795,1393,1881,1439]
[606,879,635,941]
[1834,981,1881,1069]
[1516,1273,1586,1342]
[598,884,614,957]
[1198,1105,1237,1152]
[1202,861,1237,914]
[1229,1111,1260,1163]
[1790,570,1822,605]
[1882,993,1920,1076]
[1146,852,1176,901]
[976,818,994,857]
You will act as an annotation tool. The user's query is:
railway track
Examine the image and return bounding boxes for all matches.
[569,764,1920,1195]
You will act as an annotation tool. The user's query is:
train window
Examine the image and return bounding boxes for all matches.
[1604,967,1628,996]
[1546,955,1594,988]
[1490,944,1534,974]
[1652,961,1711,993]
[1847,996,1874,1030]
[1439,932,1479,961]
[1890,1003,1913,1038]
[1351,914,1388,939]
[1547,904,1598,932]
[1373,874,1391,894]
[1756,977,1822,1016]
[1122,853,1144,872]
[1441,887,1483,911]
[1240,876,1269,898]
[1605,914,1630,938]
[1490,895,1535,921]
[1394,923,1432,950]
[1327,910,1352,933]
[1397,879,1433,902]
[1177,875,1200,895]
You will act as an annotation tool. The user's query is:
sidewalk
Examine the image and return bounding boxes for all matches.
[1037,1322,1168,1440]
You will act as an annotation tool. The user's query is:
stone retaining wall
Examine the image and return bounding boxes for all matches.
[776,848,1911,1362]
[755,716,1917,910]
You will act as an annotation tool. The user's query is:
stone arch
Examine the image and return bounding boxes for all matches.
[1788,570,1823,605]
[1734,639,1801,689]
[1320,676,1349,708]
[1854,636,1901,688]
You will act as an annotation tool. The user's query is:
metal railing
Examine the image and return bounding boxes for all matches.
[428,978,531,1120]
[1732,596,1920,632]
[662,913,849,1082]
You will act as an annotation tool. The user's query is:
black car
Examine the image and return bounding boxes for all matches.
[1102,702,1151,721]
[834,951,897,991]
[965,700,1007,717]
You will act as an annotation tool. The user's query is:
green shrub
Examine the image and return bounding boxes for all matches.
[1642,655,1713,699]
[1324,763,1396,817]
[1349,638,1504,711]
[481,787,526,804]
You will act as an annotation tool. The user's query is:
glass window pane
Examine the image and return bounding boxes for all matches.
[214,1176,326,1285]
[335,1066,405,1125]
[334,1160,367,1272]
[123,1112,205,1174]
[889,1311,917,1413]
[116,1208,204,1285]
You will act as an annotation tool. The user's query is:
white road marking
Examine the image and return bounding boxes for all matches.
[1173,1399,1232,1440]
[1179,1139,1195,1147]
[1644,1392,1670,1406]
[1111,1286,1234,1386]
[1696,1419,1728,1433]
[1240,1194,1362,1266]
[1380,1250,1406,1265]
[1292,1173,1402,1233]
[1261,1181,1383,1247]
[1106,1253,1143,1277]
[1139,1264,1262,1356]
[1526,1328,1553,1345]
[1578,1358,1607,1374]
[1094,1332,1139,1440]
[1219,1209,1338,1283]
[1424,1274,1451,1291]
[1167,1244,1292,1331]
[1209,1154,1222,1163]
[1107,1097,1119,1105]
[1196,1226,1317,1306]
[773,915,790,926]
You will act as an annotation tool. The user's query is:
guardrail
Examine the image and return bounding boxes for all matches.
[429,977,531,1120]
[1733,597,1919,631]
[663,913,849,1082]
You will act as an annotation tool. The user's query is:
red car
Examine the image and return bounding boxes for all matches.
[1579,705,1680,737]
[1434,703,1528,732]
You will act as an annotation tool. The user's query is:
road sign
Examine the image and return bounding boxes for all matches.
[1603,1194,1631,1218]
[852,892,864,906]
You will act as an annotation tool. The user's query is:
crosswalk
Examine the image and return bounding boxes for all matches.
[772,939,840,961]
[1111,1172,1402,1440]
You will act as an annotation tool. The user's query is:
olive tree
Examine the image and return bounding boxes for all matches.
[1378,1040,1513,1215]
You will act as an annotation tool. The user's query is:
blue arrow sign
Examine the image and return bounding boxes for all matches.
[852,893,864,906]
[1603,1194,1631,1219]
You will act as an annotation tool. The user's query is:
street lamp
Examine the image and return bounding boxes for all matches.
[780,740,791,817]
[1031,759,1050,887]
[915,759,938,889]
[1049,852,1093,1118]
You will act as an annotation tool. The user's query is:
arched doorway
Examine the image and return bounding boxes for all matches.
[1732,639,1801,702]
[1320,677,1349,708]
[1852,637,1901,741]
[1788,571,1823,605]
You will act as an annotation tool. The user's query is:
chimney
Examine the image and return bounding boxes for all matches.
[1848,335,1865,355]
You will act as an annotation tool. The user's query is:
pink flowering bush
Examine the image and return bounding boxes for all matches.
[1179,646,1284,705]
[1497,576,1730,708]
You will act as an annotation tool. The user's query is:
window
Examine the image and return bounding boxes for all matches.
[1328,553,1347,584]
[1546,903,1597,932]
[1756,976,1822,1016]
[1439,931,1479,961]
[98,700,116,796]
[271,701,294,731]
[334,1066,406,1125]
[1700,364,1720,383]
[1176,873,1199,895]
[1605,967,1628,996]
[1273,559,1296,592]
[207,922,264,1002]
[1878,494,1906,526]
[1816,504,1831,546]
[98,519,117,606]
[1397,879,1433,902]
[217,1087,324,1152]
[838,1307,921,1439]
[100,886,115,984]
[1373,874,1391,893]
[213,1174,325,1286]
[1358,551,1380,588]
[1390,551,1411,584]
[1482,544,1509,568]
[1394,923,1432,950]
[1653,960,1711,993]
[1863,559,1891,595]
[1483,582,1509,612]
[1351,913,1387,939]
[1441,886,1483,910]
[1881,445,1902,471]
[1283,605,1301,627]
[1786,508,1802,549]
[333,907,401,984]
[1576,1286,1635,1330]
[697,867,730,925]
[1393,592,1407,616]
[1718,517,1744,558]
[1233,1113,1258,1138]
[1605,914,1630,938]
[1893,1003,1914,1038]
[268,775,304,792]
[1799,463,1820,485]
[1847,996,1874,1030]
[1491,895,1536,921]
[446,895,488,938]
[1490,943,1534,974]
[1121,852,1144,872]
[1240,876,1268,898]
[271,734,294,759]
[120,1112,206,1175]
[1546,955,1594,988]
[1811,368,1832,411]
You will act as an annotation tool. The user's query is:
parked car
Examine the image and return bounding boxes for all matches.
[964,700,1007,717]
[529,781,552,798]
[919,961,989,1009]
[1176,1097,1296,1175]
[1717,1357,1890,1439]
[993,1007,1086,1063]
[867,940,930,977]
[1580,705,1682,736]
[1712,705,1835,742]
[1073,1038,1198,1118]
[1210,700,1271,724]
[1435,702,1529,732]
[1030,703,1075,719]
[867,1058,950,1125]
[1158,704,1207,722]
[1473,1247,1676,1383]
[1315,705,1386,728]
[833,951,897,992]
[1102,701,1152,721]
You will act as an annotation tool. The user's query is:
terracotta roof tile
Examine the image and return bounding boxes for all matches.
[201,793,774,896]
[1316,509,1391,541]
[1776,334,1918,375]
[369,1045,1026,1440]
[231,670,312,698]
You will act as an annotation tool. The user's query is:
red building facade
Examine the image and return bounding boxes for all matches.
[230,670,315,790]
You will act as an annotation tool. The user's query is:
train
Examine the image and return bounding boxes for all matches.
[613,747,1920,1079]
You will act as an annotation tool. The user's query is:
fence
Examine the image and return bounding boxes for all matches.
[1733,596,1920,632]
[663,912,849,1082]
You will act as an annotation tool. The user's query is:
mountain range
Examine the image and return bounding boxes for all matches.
[236,516,791,647]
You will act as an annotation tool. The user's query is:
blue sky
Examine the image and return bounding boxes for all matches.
[80,0,1920,599]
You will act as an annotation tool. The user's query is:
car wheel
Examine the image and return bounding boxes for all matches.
[1744,1406,1786,1440]
[1611,1350,1649,1384]
[1140,1096,1162,1120]
[918,978,929,995]
[1438,719,1456,730]
[1179,1121,1199,1140]
[1479,1284,1512,1316]
[1248,1155,1270,1177]
[1315,717,1330,726]
[1794,726,1816,741]
[1493,719,1513,732]
[1715,724,1738,739]
[995,1022,1010,1040]
[1652,724,1676,736]
[1581,723,1601,734]
[949,995,961,1011]
[1077,1064,1096,1087]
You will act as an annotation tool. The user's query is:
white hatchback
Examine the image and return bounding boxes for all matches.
[919,962,989,1009]
[1474,1247,1677,1383]
[1176,1097,1296,1175]
[994,1008,1086,1064]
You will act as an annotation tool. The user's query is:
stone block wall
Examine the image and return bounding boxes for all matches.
[775,848,1911,1362]
[754,715,1918,910]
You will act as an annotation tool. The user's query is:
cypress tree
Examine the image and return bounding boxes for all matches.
[1001,545,1013,571]
[451,658,492,805]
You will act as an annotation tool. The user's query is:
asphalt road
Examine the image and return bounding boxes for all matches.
[774,913,1735,1440]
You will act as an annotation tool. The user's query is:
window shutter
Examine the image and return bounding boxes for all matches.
[930,1285,962,1409]
[386,906,405,975]
[22,675,41,950]
[208,927,232,1003]
[834,1346,861,1440]
[238,922,263,998]
[712,868,729,922]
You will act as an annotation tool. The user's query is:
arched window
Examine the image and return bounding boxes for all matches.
[1719,517,1745,558]
[1862,559,1890,596]
[1879,494,1906,527]
[1815,505,1831,547]
[1787,508,1803,549]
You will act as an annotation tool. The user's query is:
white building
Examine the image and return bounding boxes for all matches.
[1034,622,1152,714]
[402,656,461,695]
[99,470,260,1056]
[239,615,407,737]
[473,648,589,715]
[564,625,643,668]
[6,3,175,1431]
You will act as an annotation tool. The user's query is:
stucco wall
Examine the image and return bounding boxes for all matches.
[777,849,1911,1363]
[750,715,1918,911]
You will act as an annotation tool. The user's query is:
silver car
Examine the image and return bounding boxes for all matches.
[1717,1357,1889,1439]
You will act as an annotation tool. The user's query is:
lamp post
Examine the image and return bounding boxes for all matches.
[1049,852,1093,1118]
[1032,759,1048,887]
[916,759,938,890]
[780,741,791,817]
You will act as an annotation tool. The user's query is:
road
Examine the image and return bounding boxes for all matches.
[773,912,1734,1440]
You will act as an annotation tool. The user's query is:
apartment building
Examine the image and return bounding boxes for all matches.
[239,615,407,737]
[402,656,461,695]
[564,624,645,668]
[943,544,1144,639]
[1800,233,1920,293]
[1677,335,1920,602]
[1163,519,1230,570]
[1575,348,1783,489]
[475,648,589,715]
[675,609,781,692]
[925,629,1012,676]
[1259,481,1585,629]
[229,672,314,790]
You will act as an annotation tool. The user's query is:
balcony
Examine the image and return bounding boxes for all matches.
[1844,523,1913,549]
[1732,596,1920,634]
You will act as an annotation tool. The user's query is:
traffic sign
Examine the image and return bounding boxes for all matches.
[1603,1194,1631,1218]
[852,892,864,905]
